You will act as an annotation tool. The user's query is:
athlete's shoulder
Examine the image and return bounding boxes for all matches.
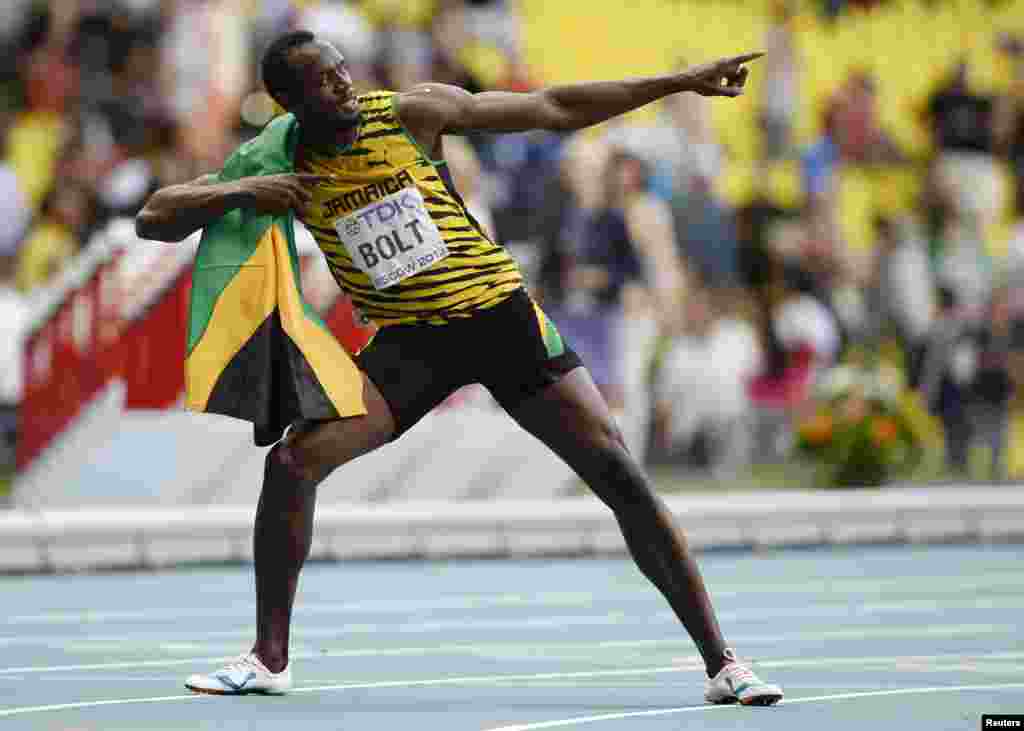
[390,84,472,134]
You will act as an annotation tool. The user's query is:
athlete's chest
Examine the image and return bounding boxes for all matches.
[300,160,451,290]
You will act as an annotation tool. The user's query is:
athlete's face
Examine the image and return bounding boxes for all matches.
[289,41,359,127]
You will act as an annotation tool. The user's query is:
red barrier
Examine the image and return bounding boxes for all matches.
[18,242,377,470]
[122,269,191,410]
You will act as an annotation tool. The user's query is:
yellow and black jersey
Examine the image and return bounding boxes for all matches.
[296,91,523,326]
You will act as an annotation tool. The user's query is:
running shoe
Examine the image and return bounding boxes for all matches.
[704,648,783,706]
[185,653,292,695]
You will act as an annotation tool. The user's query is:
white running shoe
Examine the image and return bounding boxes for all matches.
[185,653,292,695]
[704,649,783,706]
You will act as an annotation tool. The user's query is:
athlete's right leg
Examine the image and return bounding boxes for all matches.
[251,371,396,673]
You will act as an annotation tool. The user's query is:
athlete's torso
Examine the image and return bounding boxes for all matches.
[296,91,522,326]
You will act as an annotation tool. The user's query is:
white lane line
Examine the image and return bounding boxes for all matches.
[8,571,1023,626]
[0,693,202,717]
[3,624,1019,676]
[0,666,687,717]
[484,683,1024,731]
[3,665,1023,720]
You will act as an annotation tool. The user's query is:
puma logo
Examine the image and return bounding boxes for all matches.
[216,670,257,691]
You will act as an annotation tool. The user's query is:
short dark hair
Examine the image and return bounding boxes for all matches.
[261,30,316,105]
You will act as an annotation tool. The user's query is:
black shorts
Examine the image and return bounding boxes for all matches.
[356,288,582,435]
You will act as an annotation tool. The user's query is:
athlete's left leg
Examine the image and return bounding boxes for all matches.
[503,367,731,676]
[251,372,397,673]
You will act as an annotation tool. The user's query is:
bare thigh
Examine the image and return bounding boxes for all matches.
[503,367,650,511]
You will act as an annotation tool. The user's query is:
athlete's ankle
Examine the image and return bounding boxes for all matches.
[252,645,288,674]
[705,647,735,678]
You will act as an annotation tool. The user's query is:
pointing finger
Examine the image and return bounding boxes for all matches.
[726,52,765,66]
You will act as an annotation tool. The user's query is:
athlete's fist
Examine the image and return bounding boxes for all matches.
[680,52,763,98]
[237,174,333,215]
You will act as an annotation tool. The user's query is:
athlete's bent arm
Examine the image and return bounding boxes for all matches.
[136,173,330,243]
[395,53,761,142]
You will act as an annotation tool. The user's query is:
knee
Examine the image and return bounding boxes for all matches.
[592,416,629,456]
[269,441,319,486]
[279,415,393,484]
[588,425,660,515]
[275,430,339,486]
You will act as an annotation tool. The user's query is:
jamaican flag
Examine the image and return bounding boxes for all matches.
[185,113,365,446]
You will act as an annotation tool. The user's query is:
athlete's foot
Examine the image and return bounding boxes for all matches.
[184,653,292,695]
[704,648,783,706]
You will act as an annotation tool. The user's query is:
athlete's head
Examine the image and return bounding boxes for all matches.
[261,31,360,128]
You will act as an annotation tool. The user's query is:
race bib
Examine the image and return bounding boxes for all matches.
[334,187,449,290]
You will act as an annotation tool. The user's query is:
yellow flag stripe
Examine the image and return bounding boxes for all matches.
[271,226,366,417]
[185,233,277,412]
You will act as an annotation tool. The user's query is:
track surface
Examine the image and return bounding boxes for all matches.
[1,544,1021,730]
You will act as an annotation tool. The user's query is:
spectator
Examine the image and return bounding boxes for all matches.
[661,61,725,193]
[0,238,29,471]
[994,34,1024,224]
[532,134,610,309]
[759,0,800,164]
[970,286,1015,480]
[297,1,377,89]
[488,130,565,256]
[1009,185,1024,284]
[791,199,864,347]
[0,113,31,265]
[616,147,686,462]
[553,146,649,411]
[362,0,438,90]
[801,109,840,205]
[654,287,761,475]
[656,68,737,289]
[161,0,252,170]
[935,210,993,317]
[802,72,902,207]
[830,71,902,166]
[16,182,96,293]
[432,0,527,91]
[920,285,975,475]
[441,135,495,240]
[95,33,171,155]
[735,188,793,291]
[20,1,78,117]
[871,215,934,385]
[925,60,1005,233]
[772,273,841,374]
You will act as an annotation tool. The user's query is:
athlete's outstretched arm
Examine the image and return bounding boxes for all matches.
[396,53,761,143]
[136,173,330,243]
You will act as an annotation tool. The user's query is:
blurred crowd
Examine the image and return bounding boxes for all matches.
[2,0,1024,480]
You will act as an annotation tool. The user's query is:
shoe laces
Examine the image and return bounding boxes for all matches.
[721,649,758,682]
[223,654,262,674]
[726,662,757,683]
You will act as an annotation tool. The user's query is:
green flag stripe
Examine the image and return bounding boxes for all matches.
[188,114,301,355]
